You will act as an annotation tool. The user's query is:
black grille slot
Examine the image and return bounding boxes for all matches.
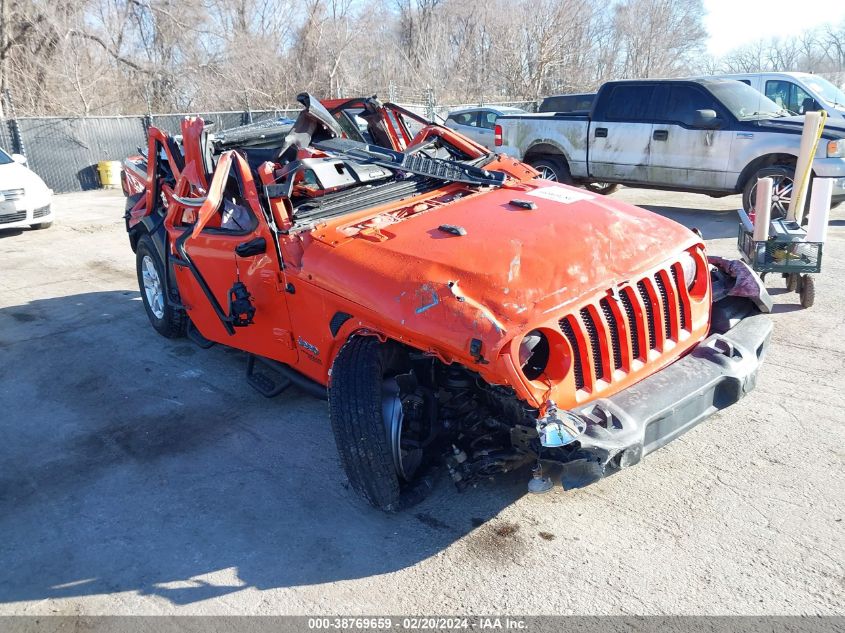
[670,267,689,330]
[0,210,26,224]
[600,299,622,370]
[637,280,657,349]
[33,205,50,218]
[580,308,604,381]
[620,290,641,360]
[559,317,584,390]
[654,274,673,340]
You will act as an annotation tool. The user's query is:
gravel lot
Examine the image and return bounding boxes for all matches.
[0,188,843,616]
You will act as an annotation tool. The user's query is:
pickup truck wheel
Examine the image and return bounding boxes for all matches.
[135,234,186,338]
[528,158,572,184]
[584,182,619,195]
[743,166,795,220]
[329,336,433,512]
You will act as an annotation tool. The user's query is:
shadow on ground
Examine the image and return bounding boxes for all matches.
[0,291,525,606]
[639,205,740,240]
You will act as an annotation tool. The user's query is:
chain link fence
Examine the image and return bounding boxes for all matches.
[0,109,299,193]
[0,89,535,194]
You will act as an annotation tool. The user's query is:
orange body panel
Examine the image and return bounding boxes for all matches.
[129,103,711,412]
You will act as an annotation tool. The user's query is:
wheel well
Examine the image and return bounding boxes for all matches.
[125,192,146,252]
[523,143,569,169]
[343,333,417,373]
[737,153,797,191]
[128,223,147,253]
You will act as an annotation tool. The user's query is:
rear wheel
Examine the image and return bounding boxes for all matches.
[329,336,434,511]
[786,272,800,292]
[527,157,572,184]
[135,234,186,338]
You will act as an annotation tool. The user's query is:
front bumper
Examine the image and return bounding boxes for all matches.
[0,202,53,229]
[812,158,845,203]
[552,309,773,489]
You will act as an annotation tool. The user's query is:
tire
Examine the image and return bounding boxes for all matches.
[329,336,402,511]
[33,221,52,230]
[800,275,815,308]
[584,182,620,195]
[528,157,573,184]
[786,272,800,292]
[135,234,186,338]
[742,165,798,221]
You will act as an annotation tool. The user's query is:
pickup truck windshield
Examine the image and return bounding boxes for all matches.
[707,81,788,120]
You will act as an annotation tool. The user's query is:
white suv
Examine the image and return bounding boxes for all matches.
[0,148,53,230]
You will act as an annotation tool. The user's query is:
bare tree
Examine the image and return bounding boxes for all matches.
[0,0,722,116]
[612,0,706,78]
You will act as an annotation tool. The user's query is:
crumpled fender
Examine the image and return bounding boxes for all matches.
[708,256,773,313]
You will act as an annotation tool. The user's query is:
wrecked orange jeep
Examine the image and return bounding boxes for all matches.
[123,94,773,510]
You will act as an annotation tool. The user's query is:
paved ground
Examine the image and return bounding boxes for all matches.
[0,188,843,616]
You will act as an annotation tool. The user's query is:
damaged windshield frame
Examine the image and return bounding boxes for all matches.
[263,96,502,229]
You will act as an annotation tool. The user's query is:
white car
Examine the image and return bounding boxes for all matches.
[444,106,526,150]
[0,148,53,230]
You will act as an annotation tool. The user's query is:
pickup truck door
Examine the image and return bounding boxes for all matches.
[166,151,298,364]
[647,84,734,190]
[588,83,657,182]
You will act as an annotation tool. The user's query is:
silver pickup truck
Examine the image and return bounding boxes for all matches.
[497,78,845,216]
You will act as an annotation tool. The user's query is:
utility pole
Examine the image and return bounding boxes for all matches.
[0,0,9,118]
[5,88,24,156]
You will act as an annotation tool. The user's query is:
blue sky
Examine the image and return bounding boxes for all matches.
[704,0,845,56]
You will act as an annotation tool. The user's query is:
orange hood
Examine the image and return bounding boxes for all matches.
[301,182,701,356]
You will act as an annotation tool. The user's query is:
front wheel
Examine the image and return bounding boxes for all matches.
[742,165,797,221]
[135,234,186,338]
[328,337,433,511]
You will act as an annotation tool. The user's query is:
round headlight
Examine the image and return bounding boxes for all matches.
[519,329,549,381]
[678,251,697,290]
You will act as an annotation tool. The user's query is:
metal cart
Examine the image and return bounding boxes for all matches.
[737,219,823,308]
